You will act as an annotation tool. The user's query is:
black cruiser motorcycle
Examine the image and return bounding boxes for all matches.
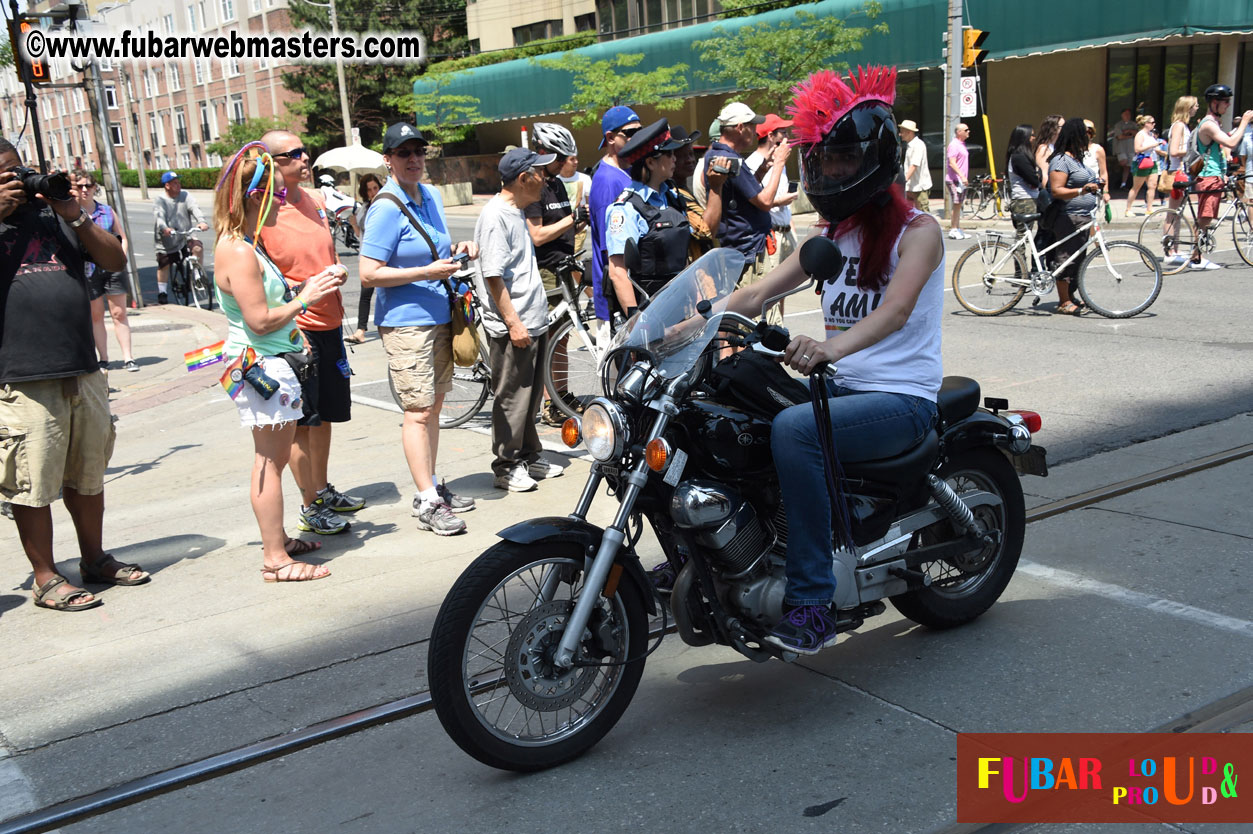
[428,242,1047,772]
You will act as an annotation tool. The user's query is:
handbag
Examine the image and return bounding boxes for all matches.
[1135,153,1155,173]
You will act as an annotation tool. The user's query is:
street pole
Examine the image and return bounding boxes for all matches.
[118,66,148,200]
[327,0,352,146]
[945,0,962,223]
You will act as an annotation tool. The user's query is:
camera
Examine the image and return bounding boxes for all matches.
[11,167,73,202]
[451,252,470,268]
[709,155,742,177]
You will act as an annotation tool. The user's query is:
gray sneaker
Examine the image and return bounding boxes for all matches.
[415,499,466,536]
[319,483,365,513]
[297,501,349,535]
[436,481,476,513]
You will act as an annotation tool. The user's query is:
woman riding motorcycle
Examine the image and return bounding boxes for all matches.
[725,66,946,655]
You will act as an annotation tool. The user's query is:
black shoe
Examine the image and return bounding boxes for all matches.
[157,292,168,305]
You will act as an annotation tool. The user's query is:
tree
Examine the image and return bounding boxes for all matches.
[694,1,887,114]
[206,116,293,158]
[386,73,481,149]
[537,52,689,129]
[283,0,468,151]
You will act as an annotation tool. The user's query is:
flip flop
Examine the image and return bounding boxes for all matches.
[34,575,102,611]
[261,560,331,583]
[284,538,322,557]
[80,554,150,586]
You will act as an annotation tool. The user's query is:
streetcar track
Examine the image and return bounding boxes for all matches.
[3,442,1251,834]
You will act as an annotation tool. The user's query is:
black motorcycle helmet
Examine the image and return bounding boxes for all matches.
[1205,83,1234,102]
[799,101,901,224]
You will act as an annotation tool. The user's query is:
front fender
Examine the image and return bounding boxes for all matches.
[497,516,657,615]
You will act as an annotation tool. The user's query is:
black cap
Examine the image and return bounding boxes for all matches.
[383,123,429,152]
[617,119,685,167]
[499,147,557,184]
[669,125,702,145]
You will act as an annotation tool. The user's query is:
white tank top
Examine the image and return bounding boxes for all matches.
[822,209,945,402]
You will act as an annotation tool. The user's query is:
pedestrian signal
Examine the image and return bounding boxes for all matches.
[962,28,988,68]
[8,18,51,86]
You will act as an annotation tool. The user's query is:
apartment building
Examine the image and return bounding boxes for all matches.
[1,0,303,173]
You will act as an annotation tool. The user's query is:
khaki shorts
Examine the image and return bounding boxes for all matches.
[736,250,783,326]
[380,323,453,411]
[0,372,116,507]
[908,190,930,213]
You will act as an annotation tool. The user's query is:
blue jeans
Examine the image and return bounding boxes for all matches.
[770,385,937,607]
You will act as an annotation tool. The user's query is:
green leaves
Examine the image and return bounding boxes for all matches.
[537,52,689,128]
[205,117,293,159]
[386,73,482,147]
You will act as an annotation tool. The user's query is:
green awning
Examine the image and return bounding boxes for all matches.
[416,0,1253,124]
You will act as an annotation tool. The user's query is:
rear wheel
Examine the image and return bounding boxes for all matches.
[1232,206,1253,267]
[974,188,999,220]
[543,316,605,420]
[951,238,1027,315]
[1076,240,1162,318]
[891,448,1025,629]
[428,542,649,771]
[440,359,491,429]
[1136,208,1196,275]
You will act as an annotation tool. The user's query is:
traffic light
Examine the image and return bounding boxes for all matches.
[7,18,51,86]
[962,28,988,68]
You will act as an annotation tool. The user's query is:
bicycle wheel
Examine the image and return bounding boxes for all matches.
[1136,208,1196,275]
[169,262,191,307]
[440,358,491,429]
[1232,205,1253,267]
[188,261,213,310]
[960,189,983,219]
[543,316,604,420]
[1076,240,1162,318]
[951,238,1028,315]
[975,189,998,220]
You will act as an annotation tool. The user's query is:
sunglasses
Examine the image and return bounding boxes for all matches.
[249,186,288,205]
[391,147,427,159]
[617,126,641,138]
[272,147,306,160]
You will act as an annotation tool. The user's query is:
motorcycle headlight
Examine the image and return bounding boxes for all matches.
[582,399,629,462]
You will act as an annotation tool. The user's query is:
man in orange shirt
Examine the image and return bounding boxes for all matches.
[260,130,365,535]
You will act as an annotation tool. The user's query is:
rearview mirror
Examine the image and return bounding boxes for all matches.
[799,236,844,283]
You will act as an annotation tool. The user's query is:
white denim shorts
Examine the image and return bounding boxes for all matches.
[231,354,304,429]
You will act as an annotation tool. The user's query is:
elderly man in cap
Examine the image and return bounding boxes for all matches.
[746,113,799,277]
[475,148,566,493]
[704,101,791,323]
[589,105,642,326]
[899,119,932,213]
[153,170,208,304]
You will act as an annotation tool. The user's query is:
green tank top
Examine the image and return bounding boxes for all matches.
[1199,117,1227,178]
[215,240,304,357]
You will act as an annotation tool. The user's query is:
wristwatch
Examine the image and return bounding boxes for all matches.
[68,210,90,228]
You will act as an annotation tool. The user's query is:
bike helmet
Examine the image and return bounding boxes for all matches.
[531,122,578,158]
[318,174,335,186]
[1205,83,1234,101]
[788,66,902,224]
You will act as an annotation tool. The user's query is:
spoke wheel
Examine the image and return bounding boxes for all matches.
[440,358,491,429]
[1232,206,1253,267]
[974,191,998,220]
[543,317,605,420]
[428,542,649,771]
[890,449,1024,629]
[1076,240,1163,318]
[951,238,1028,315]
[188,261,213,310]
[169,263,191,307]
[1136,208,1196,275]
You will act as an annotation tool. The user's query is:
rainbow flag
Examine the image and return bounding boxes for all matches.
[185,340,226,372]
[218,347,256,400]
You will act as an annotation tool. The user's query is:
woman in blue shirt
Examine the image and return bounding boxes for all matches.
[359,123,477,536]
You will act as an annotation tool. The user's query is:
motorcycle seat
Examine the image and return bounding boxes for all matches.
[937,376,980,424]
[843,429,939,486]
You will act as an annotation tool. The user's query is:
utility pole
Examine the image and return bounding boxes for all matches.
[944,0,962,222]
[117,66,148,200]
[327,0,352,146]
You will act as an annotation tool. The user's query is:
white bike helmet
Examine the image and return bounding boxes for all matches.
[318,174,335,187]
[532,122,578,158]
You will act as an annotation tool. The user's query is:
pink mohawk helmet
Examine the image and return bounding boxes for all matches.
[787,66,898,147]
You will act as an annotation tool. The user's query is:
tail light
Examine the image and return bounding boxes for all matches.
[1006,410,1042,433]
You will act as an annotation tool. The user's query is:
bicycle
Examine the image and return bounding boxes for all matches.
[961,173,1006,220]
[167,244,214,311]
[952,205,1163,318]
[328,206,359,252]
[439,256,606,429]
[1135,173,1253,274]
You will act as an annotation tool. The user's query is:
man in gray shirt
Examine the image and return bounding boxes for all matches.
[152,171,207,304]
[474,148,564,493]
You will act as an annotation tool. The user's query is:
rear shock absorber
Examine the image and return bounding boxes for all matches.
[926,474,992,545]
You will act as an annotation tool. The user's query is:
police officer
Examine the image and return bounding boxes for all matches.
[605,119,689,315]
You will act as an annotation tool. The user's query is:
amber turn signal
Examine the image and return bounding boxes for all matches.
[645,438,670,472]
[561,417,581,448]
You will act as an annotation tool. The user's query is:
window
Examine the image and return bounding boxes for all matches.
[597,0,720,35]
[72,88,83,111]
[1107,44,1222,137]
[49,133,59,160]
[220,0,235,22]
[57,93,66,116]
[574,13,596,31]
[99,56,112,71]
[144,69,156,97]
[176,109,188,144]
[104,85,117,108]
[188,5,198,31]
[199,1,208,28]
[180,151,191,168]
[64,128,73,156]
[229,93,245,125]
[110,123,124,146]
[250,0,260,11]
[169,64,181,90]
[227,58,242,77]
[200,102,214,141]
[513,19,562,46]
[162,13,174,34]
[79,125,91,155]
[193,59,205,84]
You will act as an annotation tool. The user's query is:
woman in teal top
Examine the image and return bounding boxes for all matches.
[213,142,345,583]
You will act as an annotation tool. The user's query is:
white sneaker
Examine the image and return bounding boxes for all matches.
[947,229,965,239]
[494,465,538,493]
[1188,258,1221,271]
[527,460,564,480]
[1163,254,1187,267]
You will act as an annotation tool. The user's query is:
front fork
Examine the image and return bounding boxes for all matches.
[553,410,670,669]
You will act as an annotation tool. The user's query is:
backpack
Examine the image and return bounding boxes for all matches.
[1184,119,1209,177]
[709,348,810,420]
[616,190,691,295]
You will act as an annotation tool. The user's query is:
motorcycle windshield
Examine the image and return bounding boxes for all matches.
[611,248,747,379]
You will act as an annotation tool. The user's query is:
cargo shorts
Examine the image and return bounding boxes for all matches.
[379,323,453,411]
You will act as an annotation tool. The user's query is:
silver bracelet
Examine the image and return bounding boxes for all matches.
[68,210,90,228]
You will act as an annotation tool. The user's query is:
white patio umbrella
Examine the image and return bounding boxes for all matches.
[313,143,386,176]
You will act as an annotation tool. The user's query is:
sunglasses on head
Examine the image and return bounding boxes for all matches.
[272,147,306,160]
[249,186,288,205]
[391,147,427,159]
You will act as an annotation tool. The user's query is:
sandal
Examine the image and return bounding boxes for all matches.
[261,560,330,583]
[80,554,150,586]
[34,575,102,611]
[1056,301,1082,316]
[284,538,322,557]
[344,332,365,344]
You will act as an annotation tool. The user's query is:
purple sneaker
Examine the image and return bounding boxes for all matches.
[764,605,841,655]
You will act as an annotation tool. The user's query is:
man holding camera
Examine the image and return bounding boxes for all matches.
[704,102,791,324]
[0,139,144,612]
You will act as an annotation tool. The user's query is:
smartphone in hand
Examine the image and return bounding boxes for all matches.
[787,181,799,193]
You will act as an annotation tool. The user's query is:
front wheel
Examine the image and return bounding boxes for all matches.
[891,448,1025,629]
[1076,240,1162,318]
[188,261,213,311]
[1232,206,1253,267]
[543,316,605,420]
[169,263,191,307]
[951,238,1027,315]
[427,541,650,771]
[1136,208,1196,275]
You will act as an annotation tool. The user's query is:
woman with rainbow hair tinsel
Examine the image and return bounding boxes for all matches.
[213,142,346,583]
[724,66,946,655]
